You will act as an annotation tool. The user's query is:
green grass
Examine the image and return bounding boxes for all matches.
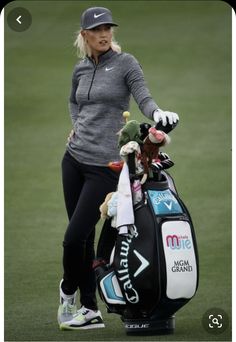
[4,1,232,341]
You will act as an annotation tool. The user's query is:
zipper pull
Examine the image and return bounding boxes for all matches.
[144,191,148,205]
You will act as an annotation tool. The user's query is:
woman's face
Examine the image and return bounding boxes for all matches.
[82,24,112,56]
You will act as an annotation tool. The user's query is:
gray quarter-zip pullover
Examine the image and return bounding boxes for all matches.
[67,49,159,166]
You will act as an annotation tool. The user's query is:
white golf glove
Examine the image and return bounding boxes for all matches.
[153,109,179,126]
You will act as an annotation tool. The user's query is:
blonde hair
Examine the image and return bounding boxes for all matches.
[74,28,121,59]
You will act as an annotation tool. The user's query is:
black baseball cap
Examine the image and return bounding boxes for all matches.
[81,7,118,30]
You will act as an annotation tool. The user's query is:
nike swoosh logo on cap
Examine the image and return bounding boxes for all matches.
[94,13,106,19]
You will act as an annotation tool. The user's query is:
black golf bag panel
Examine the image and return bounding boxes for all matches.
[96,202,160,318]
[113,203,160,316]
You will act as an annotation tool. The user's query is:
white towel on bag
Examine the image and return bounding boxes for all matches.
[116,162,134,234]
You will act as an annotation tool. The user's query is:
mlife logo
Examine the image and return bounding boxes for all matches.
[166,234,192,250]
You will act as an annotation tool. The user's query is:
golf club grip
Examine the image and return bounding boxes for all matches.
[128,152,136,175]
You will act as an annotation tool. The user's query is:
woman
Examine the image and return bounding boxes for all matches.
[58,6,179,330]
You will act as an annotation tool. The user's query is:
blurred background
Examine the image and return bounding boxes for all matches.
[4,1,232,341]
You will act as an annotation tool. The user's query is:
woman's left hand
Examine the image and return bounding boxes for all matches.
[67,129,75,142]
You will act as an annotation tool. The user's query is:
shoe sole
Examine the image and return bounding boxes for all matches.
[60,323,105,330]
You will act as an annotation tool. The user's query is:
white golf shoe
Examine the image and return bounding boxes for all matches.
[60,306,105,330]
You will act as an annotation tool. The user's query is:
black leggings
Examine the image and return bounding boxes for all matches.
[61,151,119,310]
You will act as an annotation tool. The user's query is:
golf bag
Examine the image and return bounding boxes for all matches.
[95,120,199,335]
